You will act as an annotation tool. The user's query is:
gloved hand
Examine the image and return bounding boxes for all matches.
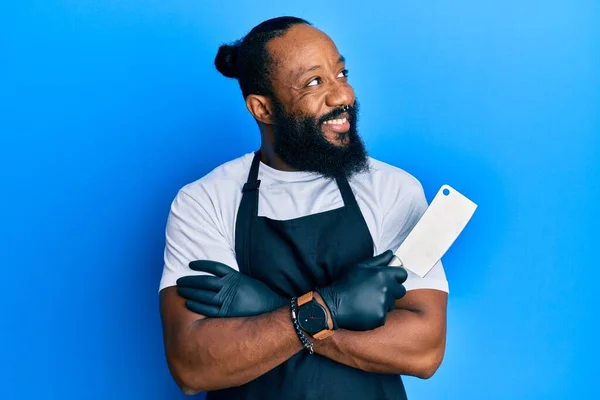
[176,260,288,317]
[316,250,407,331]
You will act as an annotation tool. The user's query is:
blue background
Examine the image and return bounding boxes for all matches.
[1,1,598,399]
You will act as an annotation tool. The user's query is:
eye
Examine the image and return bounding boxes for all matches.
[307,77,322,87]
[337,69,349,78]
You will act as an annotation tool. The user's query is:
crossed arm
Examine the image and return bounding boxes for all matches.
[160,285,447,395]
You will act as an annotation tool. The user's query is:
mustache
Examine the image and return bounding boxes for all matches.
[317,104,357,125]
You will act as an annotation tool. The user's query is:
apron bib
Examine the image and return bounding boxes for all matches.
[207,151,407,400]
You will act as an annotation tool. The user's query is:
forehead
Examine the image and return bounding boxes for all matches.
[267,24,341,80]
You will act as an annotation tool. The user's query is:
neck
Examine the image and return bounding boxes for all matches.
[259,125,296,172]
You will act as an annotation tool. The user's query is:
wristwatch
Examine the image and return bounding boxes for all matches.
[296,291,334,340]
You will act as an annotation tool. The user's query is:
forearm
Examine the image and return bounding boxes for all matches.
[165,305,302,394]
[313,308,446,378]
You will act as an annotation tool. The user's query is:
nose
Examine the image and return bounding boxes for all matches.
[325,79,355,109]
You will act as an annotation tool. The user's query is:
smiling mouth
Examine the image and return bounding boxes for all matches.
[321,112,350,134]
[323,117,348,126]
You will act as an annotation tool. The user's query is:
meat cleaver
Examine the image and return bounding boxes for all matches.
[388,184,477,277]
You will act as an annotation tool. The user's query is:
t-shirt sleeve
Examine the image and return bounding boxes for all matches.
[379,179,449,293]
[159,188,239,292]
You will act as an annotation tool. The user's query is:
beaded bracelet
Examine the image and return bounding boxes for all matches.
[290,296,314,354]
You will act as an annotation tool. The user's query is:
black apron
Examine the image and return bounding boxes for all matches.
[207,151,407,400]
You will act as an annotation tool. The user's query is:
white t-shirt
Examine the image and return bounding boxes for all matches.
[159,152,449,293]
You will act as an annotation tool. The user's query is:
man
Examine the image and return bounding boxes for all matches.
[159,16,449,400]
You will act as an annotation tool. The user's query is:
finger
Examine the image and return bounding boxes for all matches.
[177,287,222,305]
[380,266,408,284]
[177,275,223,290]
[389,282,407,300]
[394,267,408,284]
[360,250,394,268]
[185,300,221,317]
[188,260,235,277]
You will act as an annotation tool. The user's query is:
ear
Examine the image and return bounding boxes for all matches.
[246,95,275,125]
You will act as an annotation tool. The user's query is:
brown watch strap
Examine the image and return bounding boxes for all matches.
[313,329,335,340]
[298,291,314,307]
[297,291,334,340]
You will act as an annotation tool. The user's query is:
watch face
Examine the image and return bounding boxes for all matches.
[297,300,327,334]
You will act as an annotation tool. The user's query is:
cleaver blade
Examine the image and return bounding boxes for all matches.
[388,184,477,277]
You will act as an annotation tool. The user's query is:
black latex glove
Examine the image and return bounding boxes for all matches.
[176,260,288,317]
[316,250,407,331]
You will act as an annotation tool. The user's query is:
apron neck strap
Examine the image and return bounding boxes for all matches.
[243,150,262,191]
[335,175,358,208]
[242,150,358,208]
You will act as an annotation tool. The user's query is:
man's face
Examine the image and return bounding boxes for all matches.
[266,24,369,179]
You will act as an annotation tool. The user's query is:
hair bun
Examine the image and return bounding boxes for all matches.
[215,43,239,78]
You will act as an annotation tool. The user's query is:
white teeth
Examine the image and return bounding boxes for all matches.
[325,118,347,125]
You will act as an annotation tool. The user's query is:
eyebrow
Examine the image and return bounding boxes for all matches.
[293,55,346,82]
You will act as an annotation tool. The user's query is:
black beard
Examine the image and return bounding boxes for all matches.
[271,99,370,180]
